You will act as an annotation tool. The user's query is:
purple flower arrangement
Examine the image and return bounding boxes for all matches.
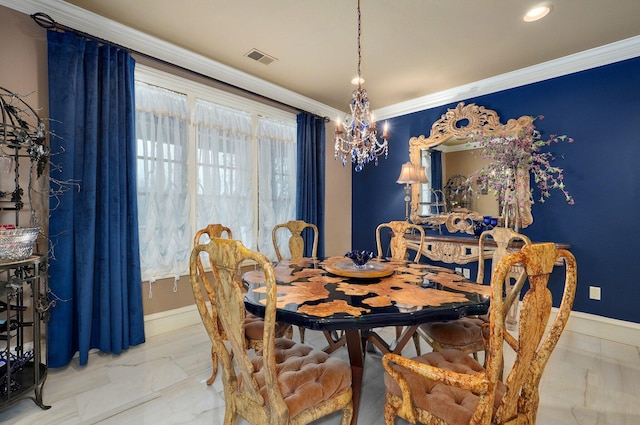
[470,116,574,206]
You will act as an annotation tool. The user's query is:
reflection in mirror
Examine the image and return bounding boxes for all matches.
[443,174,472,211]
[408,103,534,233]
[420,149,497,215]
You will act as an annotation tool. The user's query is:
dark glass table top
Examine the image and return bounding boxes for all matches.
[243,256,490,331]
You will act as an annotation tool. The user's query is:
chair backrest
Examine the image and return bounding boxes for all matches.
[190,238,289,423]
[485,242,577,424]
[193,224,235,317]
[272,220,318,261]
[376,220,425,263]
[431,189,447,214]
[194,223,233,245]
[477,227,531,284]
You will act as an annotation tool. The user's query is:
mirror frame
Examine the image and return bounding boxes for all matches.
[408,102,534,228]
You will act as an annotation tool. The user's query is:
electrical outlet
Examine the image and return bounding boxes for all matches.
[463,268,471,279]
[589,286,601,300]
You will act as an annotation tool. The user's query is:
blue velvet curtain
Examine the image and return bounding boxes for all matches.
[296,112,326,257]
[47,31,145,367]
[431,150,443,191]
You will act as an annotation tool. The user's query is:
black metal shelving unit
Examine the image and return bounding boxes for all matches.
[0,87,50,412]
[0,256,49,411]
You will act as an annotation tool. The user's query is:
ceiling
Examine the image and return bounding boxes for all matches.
[11,1,640,117]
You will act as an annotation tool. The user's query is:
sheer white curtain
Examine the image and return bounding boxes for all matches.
[257,117,297,260]
[135,82,191,282]
[194,99,255,249]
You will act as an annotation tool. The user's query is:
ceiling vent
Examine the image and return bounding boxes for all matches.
[245,49,277,65]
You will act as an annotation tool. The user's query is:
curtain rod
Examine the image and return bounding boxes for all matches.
[30,12,329,121]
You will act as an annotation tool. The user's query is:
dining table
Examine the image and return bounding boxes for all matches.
[243,255,491,425]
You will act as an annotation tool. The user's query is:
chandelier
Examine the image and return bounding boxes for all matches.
[334,0,389,172]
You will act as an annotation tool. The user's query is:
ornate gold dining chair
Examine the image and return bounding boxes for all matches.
[375,220,426,354]
[194,224,292,385]
[478,227,532,331]
[376,220,425,263]
[272,220,319,261]
[418,227,531,361]
[190,238,353,424]
[272,220,318,343]
[382,242,577,425]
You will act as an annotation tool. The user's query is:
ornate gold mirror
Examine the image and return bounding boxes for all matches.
[408,103,534,233]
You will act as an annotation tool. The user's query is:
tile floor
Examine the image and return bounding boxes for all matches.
[1,323,639,424]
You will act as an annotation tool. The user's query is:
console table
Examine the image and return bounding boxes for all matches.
[407,234,569,265]
[407,234,502,264]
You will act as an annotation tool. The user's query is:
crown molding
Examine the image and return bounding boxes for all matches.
[3,0,639,122]
[375,35,640,120]
[0,0,342,119]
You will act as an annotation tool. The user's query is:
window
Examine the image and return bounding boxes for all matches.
[135,82,191,282]
[135,66,296,281]
[194,99,255,251]
[420,151,435,215]
[256,117,297,258]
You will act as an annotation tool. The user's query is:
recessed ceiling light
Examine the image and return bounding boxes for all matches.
[523,4,552,22]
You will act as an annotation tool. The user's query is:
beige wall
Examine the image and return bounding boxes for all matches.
[323,129,352,256]
[0,8,47,106]
[0,8,49,230]
[1,6,353,317]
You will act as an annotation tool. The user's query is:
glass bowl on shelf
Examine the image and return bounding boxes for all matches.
[0,227,40,262]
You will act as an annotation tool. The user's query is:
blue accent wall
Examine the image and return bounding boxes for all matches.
[352,56,640,324]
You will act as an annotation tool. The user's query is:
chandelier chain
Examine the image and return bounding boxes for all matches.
[357,0,362,87]
[333,0,389,172]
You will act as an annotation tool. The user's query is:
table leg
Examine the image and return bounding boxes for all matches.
[361,325,419,355]
[390,325,419,354]
[344,330,365,425]
[321,330,347,354]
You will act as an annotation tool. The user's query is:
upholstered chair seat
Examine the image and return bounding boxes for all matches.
[384,349,506,425]
[243,313,267,341]
[251,338,353,419]
[244,314,293,348]
[419,317,487,356]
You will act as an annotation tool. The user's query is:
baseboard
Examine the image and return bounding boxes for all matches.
[143,304,640,347]
[143,304,202,338]
[563,310,640,346]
